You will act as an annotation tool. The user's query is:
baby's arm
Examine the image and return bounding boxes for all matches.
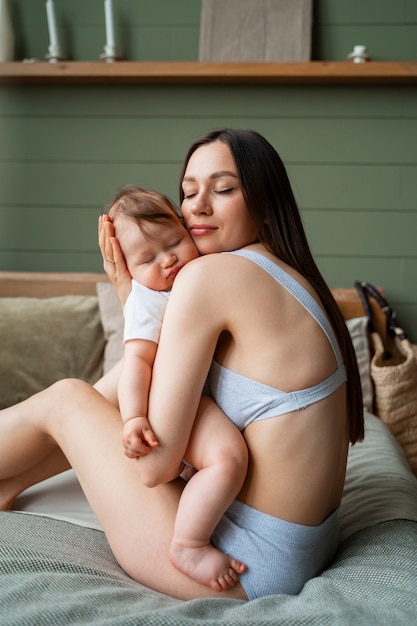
[118,338,159,458]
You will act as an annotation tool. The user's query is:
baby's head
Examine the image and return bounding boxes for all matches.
[107,184,183,232]
[105,184,198,291]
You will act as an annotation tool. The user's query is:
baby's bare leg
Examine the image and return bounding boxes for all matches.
[169,396,248,591]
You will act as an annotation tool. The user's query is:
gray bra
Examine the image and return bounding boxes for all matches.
[206,250,347,431]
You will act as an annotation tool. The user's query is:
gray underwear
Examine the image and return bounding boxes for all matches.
[211,500,339,600]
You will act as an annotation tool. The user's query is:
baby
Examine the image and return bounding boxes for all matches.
[104,184,247,591]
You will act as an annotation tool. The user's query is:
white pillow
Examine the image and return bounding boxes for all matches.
[339,410,417,540]
[346,317,373,412]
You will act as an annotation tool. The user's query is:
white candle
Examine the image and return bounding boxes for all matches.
[104,0,116,51]
[46,0,59,52]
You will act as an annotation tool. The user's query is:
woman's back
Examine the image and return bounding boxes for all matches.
[157,244,350,526]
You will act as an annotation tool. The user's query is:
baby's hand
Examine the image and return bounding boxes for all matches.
[122,416,159,459]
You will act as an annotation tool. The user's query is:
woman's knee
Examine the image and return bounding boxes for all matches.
[38,379,96,426]
[47,378,93,403]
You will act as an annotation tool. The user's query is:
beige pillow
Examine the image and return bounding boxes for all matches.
[0,296,105,409]
[96,282,124,373]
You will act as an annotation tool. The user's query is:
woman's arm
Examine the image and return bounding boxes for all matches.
[98,214,132,307]
[136,257,224,487]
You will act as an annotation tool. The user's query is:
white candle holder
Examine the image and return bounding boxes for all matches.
[46,45,64,63]
[100,0,121,62]
[45,0,64,63]
[99,44,120,63]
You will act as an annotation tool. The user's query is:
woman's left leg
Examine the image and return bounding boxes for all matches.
[0,361,123,509]
[0,448,70,510]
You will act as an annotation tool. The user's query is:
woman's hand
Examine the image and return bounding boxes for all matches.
[98,214,132,306]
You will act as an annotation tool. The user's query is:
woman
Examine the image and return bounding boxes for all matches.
[0,129,363,601]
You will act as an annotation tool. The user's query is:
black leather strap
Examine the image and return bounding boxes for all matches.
[354,281,407,341]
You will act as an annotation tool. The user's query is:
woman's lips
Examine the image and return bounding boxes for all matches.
[189,224,217,236]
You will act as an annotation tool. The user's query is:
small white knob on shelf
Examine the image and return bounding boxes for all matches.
[347,45,370,63]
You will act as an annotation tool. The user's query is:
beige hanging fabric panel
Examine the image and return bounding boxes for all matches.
[199,0,313,62]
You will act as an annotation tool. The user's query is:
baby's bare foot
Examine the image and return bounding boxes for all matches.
[169,541,246,592]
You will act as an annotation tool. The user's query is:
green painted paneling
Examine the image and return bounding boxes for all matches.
[2,117,416,166]
[1,84,416,118]
[304,211,417,258]
[325,253,417,295]
[317,257,405,293]
[1,1,417,339]
[316,0,414,24]
[0,206,98,251]
[0,250,103,272]
[406,1,417,21]
[292,165,416,211]
[1,161,414,214]
[0,162,181,206]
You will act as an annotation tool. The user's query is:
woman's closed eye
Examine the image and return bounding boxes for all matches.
[183,187,233,199]
[215,187,233,194]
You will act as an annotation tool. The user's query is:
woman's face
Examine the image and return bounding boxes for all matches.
[180,141,258,255]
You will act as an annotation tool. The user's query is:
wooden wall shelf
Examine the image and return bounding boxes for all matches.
[1,61,417,85]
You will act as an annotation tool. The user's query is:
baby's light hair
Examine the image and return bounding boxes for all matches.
[105,184,183,240]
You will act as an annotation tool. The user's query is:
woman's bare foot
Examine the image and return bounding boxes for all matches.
[169,540,246,592]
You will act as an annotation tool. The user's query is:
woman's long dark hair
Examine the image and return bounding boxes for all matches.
[180,128,364,443]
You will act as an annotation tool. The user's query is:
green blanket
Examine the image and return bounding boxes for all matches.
[1,512,416,625]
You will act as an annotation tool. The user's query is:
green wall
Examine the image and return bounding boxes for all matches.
[1,1,417,339]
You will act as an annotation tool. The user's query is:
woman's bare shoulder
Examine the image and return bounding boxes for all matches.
[173,253,235,288]
[172,249,278,301]
[168,253,246,321]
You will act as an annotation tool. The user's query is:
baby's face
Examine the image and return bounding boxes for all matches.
[117,217,199,292]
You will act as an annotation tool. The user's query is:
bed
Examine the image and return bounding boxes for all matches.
[1,272,417,625]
